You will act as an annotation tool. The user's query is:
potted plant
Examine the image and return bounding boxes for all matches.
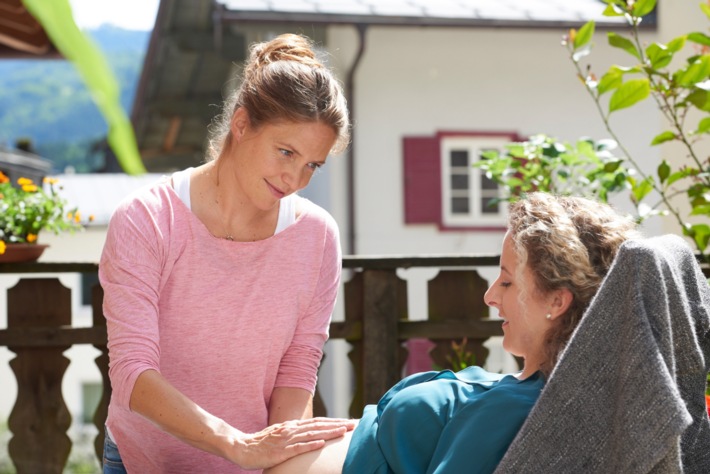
[0,170,85,262]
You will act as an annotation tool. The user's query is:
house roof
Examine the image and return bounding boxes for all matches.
[131,0,643,172]
[215,0,627,28]
[0,0,60,58]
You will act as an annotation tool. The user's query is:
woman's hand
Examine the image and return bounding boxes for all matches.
[233,417,357,469]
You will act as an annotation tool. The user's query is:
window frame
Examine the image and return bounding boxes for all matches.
[440,134,513,228]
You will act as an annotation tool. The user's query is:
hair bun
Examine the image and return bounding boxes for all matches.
[248,34,323,71]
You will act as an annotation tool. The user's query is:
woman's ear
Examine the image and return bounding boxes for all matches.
[550,288,573,319]
[231,107,250,142]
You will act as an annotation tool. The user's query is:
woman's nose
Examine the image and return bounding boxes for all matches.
[483,284,497,308]
[282,163,308,190]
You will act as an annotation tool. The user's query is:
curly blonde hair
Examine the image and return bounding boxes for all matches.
[207,34,350,161]
[507,193,640,376]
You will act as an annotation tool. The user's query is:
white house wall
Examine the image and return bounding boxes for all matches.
[325,0,702,257]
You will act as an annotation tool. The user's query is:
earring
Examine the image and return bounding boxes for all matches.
[545,313,552,320]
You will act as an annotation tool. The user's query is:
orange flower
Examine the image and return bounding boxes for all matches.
[0,241,5,255]
[74,212,81,223]
[26,233,38,243]
[89,214,95,222]
[0,171,9,184]
[706,394,710,418]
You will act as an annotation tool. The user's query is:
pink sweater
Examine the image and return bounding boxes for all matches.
[99,179,341,473]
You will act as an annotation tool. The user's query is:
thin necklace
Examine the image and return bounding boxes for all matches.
[214,170,236,241]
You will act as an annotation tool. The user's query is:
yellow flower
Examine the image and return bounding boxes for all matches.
[17,177,33,186]
[21,184,38,193]
[0,241,5,255]
[26,233,38,243]
[89,214,95,222]
[74,212,82,223]
[43,177,59,185]
[67,212,73,220]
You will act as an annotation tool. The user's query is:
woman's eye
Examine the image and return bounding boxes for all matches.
[279,148,293,158]
[307,162,322,172]
[500,281,512,288]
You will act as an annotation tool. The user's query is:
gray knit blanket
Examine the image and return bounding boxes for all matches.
[494,235,710,473]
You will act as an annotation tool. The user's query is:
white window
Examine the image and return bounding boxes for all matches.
[441,136,508,227]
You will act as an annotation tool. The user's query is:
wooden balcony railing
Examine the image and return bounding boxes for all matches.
[3,256,705,472]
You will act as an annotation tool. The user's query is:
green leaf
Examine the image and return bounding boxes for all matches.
[657,160,670,184]
[609,78,650,112]
[667,168,698,187]
[646,43,673,69]
[678,55,710,86]
[603,160,622,172]
[603,3,625,16]
[688,32,710,47]
[21,0,146,175]
[651,130,676,145]
[702,3,710,20]
[683,223,710,252]
[631,177,654,203]
[666,35,687,53]
[574,21,595,49]
[691,204,710,215]
[633,0,656,17]
[608,32,641,60]
[696,116,710,134]
[687,89,710,111]
[598,70,623,95]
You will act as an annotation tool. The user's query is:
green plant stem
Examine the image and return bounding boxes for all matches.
[569,45,688,235]
[630,22,710,185]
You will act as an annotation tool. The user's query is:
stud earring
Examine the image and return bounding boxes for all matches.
[545,313,552,320]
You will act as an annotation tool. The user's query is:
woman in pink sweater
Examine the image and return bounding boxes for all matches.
[99,33,355,473]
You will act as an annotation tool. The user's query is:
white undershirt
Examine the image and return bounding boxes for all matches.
[171,167,296,235]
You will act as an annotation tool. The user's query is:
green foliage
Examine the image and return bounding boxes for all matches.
[488,0,710,261]
[0,171,83,244]
[475,135,635,205]
[445,338,478,372]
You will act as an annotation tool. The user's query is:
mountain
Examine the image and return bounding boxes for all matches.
[0,26,150,173]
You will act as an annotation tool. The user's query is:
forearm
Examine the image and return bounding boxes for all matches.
[130,369,242,463]
[130,370,355,470]
[269,387,314,424]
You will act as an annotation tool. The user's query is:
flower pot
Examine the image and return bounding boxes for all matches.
[0,243,49,263]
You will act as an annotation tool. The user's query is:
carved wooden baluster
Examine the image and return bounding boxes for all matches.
[7,278,72,474]
[361,270,407,408]
[428,270,490,371]
[344,268,407,418]
[91,281,110,464]
[344,270,364,418]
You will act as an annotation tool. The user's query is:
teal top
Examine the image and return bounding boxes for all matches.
[342,366,545,474]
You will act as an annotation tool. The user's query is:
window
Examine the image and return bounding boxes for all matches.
[441,137,510,227]
[403,131,518,230]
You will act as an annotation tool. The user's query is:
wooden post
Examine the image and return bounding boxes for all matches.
[361,269,405,407]
[7,278,72,474]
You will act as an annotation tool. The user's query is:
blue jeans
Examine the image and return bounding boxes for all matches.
[102,431,127,474]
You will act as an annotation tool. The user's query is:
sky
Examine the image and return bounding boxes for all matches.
[68,0,160,31]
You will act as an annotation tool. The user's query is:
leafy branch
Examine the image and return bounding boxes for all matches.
[477,0,710,261]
